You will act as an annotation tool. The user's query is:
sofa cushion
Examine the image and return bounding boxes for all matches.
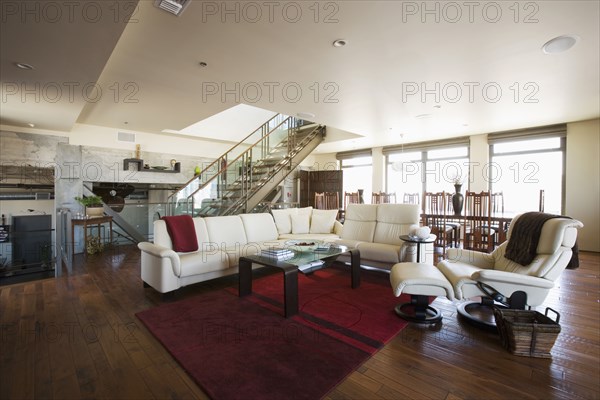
[310,209,338,234]
[204,215,248,248]
[240,213,279,243]
[291,207,312,234]
[154,218,209,253]
[161,215,198,252]
[373,203,420,245]
[357,242,402,264]
[279,233,339,241]
[272,208,298,234]
[342,204,378,242]
[179,250,229,277]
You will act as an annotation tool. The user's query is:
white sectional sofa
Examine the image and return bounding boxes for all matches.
[138,203,422,294]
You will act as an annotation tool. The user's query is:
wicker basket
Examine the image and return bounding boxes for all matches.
[493,307,561,358]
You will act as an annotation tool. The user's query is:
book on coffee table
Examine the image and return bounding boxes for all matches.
[298,260,325,274]
[261,249,294,260]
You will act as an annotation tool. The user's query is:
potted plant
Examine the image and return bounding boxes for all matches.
[75,195,104,218]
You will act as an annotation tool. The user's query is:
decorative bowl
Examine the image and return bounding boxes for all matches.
[285,239,320,251]
[409,225,431,240]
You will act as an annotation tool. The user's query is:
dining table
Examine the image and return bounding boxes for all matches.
[421,212,516,246]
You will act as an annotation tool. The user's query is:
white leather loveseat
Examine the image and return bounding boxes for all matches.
[138,204,423,294]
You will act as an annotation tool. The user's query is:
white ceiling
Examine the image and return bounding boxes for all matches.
[1,1,599,153]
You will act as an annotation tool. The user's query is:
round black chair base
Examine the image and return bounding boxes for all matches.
[394,303,442,324]
[457,301,502,332]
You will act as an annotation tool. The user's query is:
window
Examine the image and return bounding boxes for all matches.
[489,136,564,214]
[384,138,470,201]
[387,151,423,200]
[340,155,372,203]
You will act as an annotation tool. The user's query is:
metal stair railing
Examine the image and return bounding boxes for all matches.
[166,113,286,216]
[167,115,324,217]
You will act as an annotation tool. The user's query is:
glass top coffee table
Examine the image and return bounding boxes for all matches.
[238,244,360,317]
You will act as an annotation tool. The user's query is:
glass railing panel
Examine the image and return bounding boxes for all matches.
[105,201,170,243]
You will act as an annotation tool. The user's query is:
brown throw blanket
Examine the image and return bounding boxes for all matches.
[505,212,579,269]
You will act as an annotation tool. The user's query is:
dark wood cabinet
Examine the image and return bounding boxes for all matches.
[299,170,343,208]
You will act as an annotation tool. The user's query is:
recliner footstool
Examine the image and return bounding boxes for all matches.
[390,262,455,323]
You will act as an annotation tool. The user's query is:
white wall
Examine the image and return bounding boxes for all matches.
[566,119,600,252]
[68,123,233,158]
[468,134,489,192]
[372,147,384,193]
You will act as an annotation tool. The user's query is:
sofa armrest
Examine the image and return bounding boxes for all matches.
[138,242,181,276]
[333,220,343,236]
[444,248,495,269]
[473,269,554,289]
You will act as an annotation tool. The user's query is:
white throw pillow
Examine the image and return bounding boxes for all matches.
[272,209,297,234]
[291,212,311,234]
[310,209,338,234]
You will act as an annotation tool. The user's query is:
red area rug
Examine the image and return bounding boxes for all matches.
[136,266,409,400]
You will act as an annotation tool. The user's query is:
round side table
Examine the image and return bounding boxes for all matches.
[399,234,436,263]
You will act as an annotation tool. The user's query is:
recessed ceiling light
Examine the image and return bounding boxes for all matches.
[199,62,208,67]
[14,62,34,70]
[542,35,579,54]
[332,39,347,47]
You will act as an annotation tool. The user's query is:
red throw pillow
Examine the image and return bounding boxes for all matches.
[161,215,198,252]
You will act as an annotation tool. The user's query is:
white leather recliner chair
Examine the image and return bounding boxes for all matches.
[390,213,583,325]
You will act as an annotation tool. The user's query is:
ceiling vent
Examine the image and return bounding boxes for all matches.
[118,132,136,143]
[154,0,190,16]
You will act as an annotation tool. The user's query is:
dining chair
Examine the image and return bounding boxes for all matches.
[403,192,420,205]
[423,192,453,260]
[373,192,396,204]
[324,192,340,210]
[314,192,325,209]
[344,191,360,209]
[444,192,460,247]
[490,191,505,246]
[385,192,397,204]
[371,192,382,204]
[463,191,495,253]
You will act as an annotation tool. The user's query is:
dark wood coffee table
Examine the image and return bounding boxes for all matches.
[238,245,360,317]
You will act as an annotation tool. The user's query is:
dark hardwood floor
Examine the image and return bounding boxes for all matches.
[1,246,598,399]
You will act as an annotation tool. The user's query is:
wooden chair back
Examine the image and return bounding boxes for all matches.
[344,191,360,209]
[463,191,494,253]
[315,192,340,210]
[423,192,452,258]
[403,192,420,204]
[372,192,396,204]
[491,191,504,214]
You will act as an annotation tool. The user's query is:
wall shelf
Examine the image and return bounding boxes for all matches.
[123,159,180,173]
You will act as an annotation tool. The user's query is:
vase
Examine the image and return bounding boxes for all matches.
[357,189,365,204]
[452,184,464,215]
